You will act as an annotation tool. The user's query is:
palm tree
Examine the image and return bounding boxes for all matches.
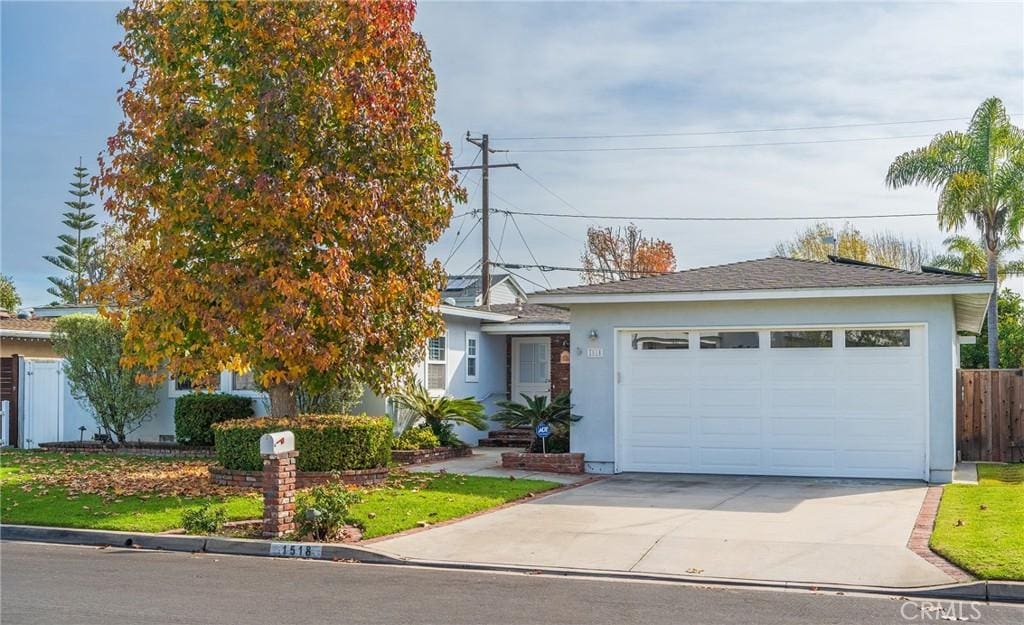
[887,97,1024,367]
[930,234,1024,280]
[390,383,487,447]
[493,391,582,452]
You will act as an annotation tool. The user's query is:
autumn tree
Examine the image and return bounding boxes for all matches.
[773,222,930,271]
[97,2,462,416]
[580,224,676,284]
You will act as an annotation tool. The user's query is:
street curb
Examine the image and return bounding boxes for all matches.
[1,524,399,565]
[5,523,1022,604]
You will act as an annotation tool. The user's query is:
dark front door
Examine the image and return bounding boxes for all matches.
[1,356,19,447]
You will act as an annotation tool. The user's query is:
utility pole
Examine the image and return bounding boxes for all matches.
[452,132,518,305]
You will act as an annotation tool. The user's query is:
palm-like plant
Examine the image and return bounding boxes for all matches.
[493,391,582,452]
[390,383,487,447]
[887,97,1024,367]
[931,234,1024,280]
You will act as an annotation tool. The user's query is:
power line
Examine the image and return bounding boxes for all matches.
[497,266,551,291]
[491,116,979,141]
[493,261,672,275]
[489,190,582,243]
[508,214,552,288]
[490,208,938,222]
[514,164,599,227]
[507,133,936,154]
[442,216,481,268]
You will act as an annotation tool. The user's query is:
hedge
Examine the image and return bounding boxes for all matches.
[174,393,254,446]
[212,415,393,472]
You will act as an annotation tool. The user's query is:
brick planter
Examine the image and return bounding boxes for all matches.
[391,446,472,465]
[501,452,584,474]
[209,465,388,489]
[38,441,215,459]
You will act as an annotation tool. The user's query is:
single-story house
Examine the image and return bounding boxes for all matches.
[529,256,993,483]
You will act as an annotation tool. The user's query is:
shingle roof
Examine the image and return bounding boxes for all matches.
[474,303,570,324]
[534,257,988,297]
[0,317,56,333]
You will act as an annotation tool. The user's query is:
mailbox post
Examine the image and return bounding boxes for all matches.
[260,431,297,538]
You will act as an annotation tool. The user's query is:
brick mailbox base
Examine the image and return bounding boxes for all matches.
[262,450,299,538]
[501,452,585,474]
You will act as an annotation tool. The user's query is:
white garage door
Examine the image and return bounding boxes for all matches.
[617,326,927,479]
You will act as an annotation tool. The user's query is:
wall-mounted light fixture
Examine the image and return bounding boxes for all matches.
[589,329,599,341]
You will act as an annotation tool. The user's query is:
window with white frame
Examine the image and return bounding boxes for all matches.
[231,370,259,392]
[465,331,480,382]
[426,335,447,391]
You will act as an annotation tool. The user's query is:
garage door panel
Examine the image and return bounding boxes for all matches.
[696,361,762,385]
[837,387,918,412]
[768,388,837,409]
[768,448,835,470]
[699,447,762,468]
[769,417,835,437]
[618,326,927,479]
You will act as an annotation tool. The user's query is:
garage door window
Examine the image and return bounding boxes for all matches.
[845,329,911,348]
[632,332,689,350]
[770,330,833,348]
[699,331,759,349]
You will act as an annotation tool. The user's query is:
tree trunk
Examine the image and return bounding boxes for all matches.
[268,382,298,417]
[986,248,999,369]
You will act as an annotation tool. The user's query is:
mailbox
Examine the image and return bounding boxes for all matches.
[260,430,295,456]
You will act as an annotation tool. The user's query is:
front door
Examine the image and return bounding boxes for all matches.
[512,337,551,402]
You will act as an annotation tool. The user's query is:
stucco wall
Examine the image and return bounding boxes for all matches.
[567,295,958,481]
[1,339,57,358]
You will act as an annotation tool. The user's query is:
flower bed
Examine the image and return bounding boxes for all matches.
[208,464,389,489]
[501,452,584,474]
[37,441,216,459]
[391,445,472,465]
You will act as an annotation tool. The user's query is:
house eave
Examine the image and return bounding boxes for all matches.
[480,322,570,335]
[438,304,516,322]
[0,329,53,340]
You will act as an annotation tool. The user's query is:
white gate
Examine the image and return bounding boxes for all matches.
[23,359,65,448]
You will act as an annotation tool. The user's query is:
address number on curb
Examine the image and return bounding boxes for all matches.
[270,542,323,559]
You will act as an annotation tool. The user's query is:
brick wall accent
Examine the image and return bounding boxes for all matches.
[262,450,298,538]
[501,451,584,474]
[391,446,473,465]
[210,464,389,489]
[907,486,973,582]
[38,441,215,459]
[506,333,571,398]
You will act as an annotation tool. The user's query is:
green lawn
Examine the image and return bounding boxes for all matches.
[350,473,559,539]
[930,463,1024,580]
[1,450,261,533]
[1,450,559,539]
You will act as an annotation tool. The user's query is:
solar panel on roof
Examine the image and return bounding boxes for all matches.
[445,277,477,290]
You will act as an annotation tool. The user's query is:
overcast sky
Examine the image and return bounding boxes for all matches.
[3,1,1023,308]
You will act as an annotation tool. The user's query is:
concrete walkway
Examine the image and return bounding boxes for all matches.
[405,447,589,485]
[371,473,955,588]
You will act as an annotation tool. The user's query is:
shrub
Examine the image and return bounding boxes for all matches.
[213,415,392,472]
[494,391,581,453]
[51,314,158,443]
[390,384,486,447]
[174,393,254,446]
[181,502,227,535]
[393,426,440,450]
[295,482,361,541]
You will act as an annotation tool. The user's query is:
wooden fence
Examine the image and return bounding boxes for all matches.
[956,369,1024,462]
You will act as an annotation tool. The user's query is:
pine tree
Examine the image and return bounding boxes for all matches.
[45,159,99,304]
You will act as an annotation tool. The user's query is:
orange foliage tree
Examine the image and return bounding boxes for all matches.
[580,224,676,284]
[97,1,462,416]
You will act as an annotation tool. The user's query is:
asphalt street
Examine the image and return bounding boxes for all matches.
[2,541,1022,625]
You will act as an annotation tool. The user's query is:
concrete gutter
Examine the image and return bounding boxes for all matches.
[4,523,1022,604]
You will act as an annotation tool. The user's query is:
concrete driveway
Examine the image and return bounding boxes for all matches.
[370,473,955,588]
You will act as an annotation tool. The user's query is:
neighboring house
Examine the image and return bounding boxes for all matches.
[529,256,993,483]
[442,273,528,307]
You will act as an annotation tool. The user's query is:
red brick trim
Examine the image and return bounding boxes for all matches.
[501,452,584,474]
[210,464,388,489]
[38,442,215,459]
[391,446,473,465]
[907,485,973,582]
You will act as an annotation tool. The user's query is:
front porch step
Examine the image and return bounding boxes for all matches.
[478,428,533,448]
